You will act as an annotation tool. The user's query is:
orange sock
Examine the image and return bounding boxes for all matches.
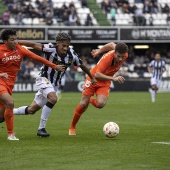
[4,108,14,135]
[89,97,98,108]
[70,104,87,129]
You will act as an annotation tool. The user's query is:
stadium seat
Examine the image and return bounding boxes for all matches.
[116,19,128,25]
[143,72,152,78]
[74,2,81,8]
[52,18,58,25]
[107,13,111,20]
[9,18,16,25]
[130,72,139,78]
[96,0,103,3]
[32,18,40,25]
[162,13,168,19]
[23,18,32,25]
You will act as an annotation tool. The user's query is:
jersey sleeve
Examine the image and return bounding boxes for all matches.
[42,44,55,53]
[96,51,114,73]
[19,45,57,70]
[70,48,83,66]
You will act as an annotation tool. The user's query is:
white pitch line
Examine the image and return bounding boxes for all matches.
[152,142,170,145]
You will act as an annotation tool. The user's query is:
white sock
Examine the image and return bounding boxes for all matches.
[150,89,155,102]
[38,105,52,130]
[14,106,28,115]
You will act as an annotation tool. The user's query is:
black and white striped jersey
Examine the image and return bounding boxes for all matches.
[38,43,82,86]
[149,60,166,80]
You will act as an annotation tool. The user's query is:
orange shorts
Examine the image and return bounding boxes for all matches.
[0,84,13,108]
[82,79,110,97]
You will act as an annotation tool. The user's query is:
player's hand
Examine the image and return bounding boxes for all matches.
[56,65,65,72]
[112,76,125,84]
[91,49,100,58]
[91,77,97,85]
[0,73,8,79]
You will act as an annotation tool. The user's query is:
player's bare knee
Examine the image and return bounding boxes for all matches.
[6,100,14,109]
[80,102,89,109]
[97,102,105,109]
[48,96,57,105]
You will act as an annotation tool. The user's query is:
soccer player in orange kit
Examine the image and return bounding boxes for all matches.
[69,42,128,135]
[0,29,65,140]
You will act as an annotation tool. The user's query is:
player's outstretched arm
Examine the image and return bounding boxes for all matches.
[21,45,65,71]
[95,72,125,84]
[91,42,116,58]
[112,76,125,84]
[18,40,42,51]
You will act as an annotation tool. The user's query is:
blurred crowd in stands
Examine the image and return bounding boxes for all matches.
[99,0,170,26]
[0,0,93,26]
[1,0,170,26]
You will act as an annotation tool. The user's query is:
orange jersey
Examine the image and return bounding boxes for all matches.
[0,44,57,87]
[88,50,128,86]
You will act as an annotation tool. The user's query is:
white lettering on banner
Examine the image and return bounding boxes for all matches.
[72,30,93,35]
[158,80,170,92]
[96,30,116,35]
[33,83,38,91]
[13,83,34,92]
[131,29,170,39]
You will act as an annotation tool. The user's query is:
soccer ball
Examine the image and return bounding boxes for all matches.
[103,122,119,138]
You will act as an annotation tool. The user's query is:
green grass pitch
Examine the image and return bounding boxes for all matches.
[1,92,170,170]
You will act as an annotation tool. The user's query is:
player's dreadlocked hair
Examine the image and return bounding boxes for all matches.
[115,42,128,54]
[55,32,71,42]
[0,29,17,40]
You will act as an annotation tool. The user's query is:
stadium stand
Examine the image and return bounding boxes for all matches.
[97,0,170,26]
[1,0,98,26]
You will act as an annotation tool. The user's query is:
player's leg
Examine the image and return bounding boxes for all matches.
[37,90,57,137]
[69,79,95,135]
[152,79,161,101]
[149,78,157,102]
[150,84,157,102]
[69,94,90,135]
[90,95,108,108]
[89,85,109,108]
[14,97,41,115]
[0,107,5,123]
[57,74,66,101]
[0,92,19,140]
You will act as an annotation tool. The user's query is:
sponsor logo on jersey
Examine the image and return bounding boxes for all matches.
[2,55,21,63]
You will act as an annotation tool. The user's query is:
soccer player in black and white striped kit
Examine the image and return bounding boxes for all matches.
[14,32,97,137]
[148,53,166,102]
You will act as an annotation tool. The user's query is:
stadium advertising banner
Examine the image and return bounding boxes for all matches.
[120,27,170,42]
[0,26,170,43]
[0,27,45,40]
[12,80,170,92]
[47,27,118,43]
